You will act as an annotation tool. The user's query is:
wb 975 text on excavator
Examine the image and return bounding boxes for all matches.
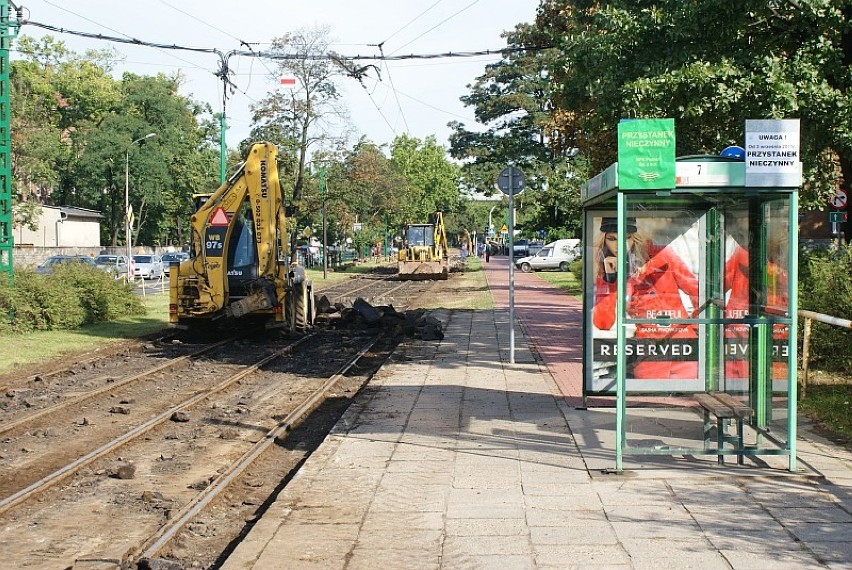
[397,211,449,280]
[169,142,314,333]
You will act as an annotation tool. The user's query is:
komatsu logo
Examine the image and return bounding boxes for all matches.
[260,158,269,198]
[254,157,268,243]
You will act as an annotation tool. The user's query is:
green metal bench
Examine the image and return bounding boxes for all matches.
[695,392,754,465]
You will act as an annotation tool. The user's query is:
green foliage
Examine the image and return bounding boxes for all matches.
[450,21,581,241]
[390,134,462,217]
[0,267,144,334]
[798,245,852,370]
[11,35,217,249]
[537,1,852,207]
[799,384,852,445]
[568,258,583,279]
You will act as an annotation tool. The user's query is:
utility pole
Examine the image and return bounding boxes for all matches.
[0,0,21,282]
[319,167,328,280]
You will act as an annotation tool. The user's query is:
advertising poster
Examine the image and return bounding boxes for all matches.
[721,207,790,392]
[588,212,703,393]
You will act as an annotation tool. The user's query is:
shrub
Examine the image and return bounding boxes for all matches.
[798,245,852,371]
[0,265,144,333]
[568,258,583,278]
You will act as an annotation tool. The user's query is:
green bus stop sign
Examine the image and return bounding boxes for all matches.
[617,118,676,190]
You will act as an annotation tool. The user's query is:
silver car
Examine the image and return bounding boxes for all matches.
[132,254,164,280]
[93,254,130,278]
[161,251,190,275]
[35,255,97,275]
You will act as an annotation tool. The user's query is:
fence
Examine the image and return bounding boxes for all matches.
[799,309,852,398]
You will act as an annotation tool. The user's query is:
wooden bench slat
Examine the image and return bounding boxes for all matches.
[710,392,753,418]
[695,392,753,419]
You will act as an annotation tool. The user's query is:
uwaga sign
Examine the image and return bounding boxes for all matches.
[745,119,801,187]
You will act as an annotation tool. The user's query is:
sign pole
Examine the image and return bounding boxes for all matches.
[508,170,515,364]
[497,166,525,365]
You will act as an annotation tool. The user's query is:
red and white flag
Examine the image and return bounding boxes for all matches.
[280,77,297,87]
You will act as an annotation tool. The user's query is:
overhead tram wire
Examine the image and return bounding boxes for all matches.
[388,0,481,56]
[156,0,280,91]
[34,0,213,73]
[374,43,410,135]
[21,20,548,64]
[20,11,550,134]
[377,0,445,47]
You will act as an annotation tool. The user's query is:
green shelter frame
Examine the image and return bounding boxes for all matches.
[581,156,800,472]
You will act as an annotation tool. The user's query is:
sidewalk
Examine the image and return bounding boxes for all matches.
[223,256,852,569]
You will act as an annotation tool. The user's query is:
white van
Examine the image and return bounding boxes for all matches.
[514,239,580,272]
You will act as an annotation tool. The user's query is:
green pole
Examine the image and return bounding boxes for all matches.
[319,167,327,280]
[788,191,798,472]
[219,112,227,184]
[0,0,19,283]
[615,192,627,472]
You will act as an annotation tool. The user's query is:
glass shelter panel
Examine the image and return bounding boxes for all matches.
[587,204,705,393]
[583,191,796,468]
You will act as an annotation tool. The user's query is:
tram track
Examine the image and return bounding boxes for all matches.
[0,328,392,569]
[0,335,240,438]
[316,271,434,309]
[133,335,380,566]
[0,266,448,569]
[0,334,311,516]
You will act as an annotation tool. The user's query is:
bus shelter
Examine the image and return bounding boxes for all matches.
[581,144,800,472]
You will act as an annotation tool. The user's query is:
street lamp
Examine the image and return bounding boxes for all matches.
[125,133,156,274]
[488,204,499,238]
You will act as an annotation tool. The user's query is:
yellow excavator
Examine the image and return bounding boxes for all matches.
[397,211,449,280]
[169,142,313,332]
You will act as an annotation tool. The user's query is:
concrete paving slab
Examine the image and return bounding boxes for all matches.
[222,258,852,569]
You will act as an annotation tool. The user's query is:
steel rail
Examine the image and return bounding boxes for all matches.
[0,335,240,436]
[0,334,315,516]
[134,334,381,563]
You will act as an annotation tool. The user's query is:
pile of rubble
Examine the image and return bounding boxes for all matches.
[314,295,444,340]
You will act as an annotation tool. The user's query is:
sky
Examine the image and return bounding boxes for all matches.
[16,0,540,151]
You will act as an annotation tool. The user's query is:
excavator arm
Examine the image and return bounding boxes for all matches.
[171,143,292,322]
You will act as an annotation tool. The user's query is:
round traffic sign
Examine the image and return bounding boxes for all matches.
[829,189,848,209]
[497,166,525,196]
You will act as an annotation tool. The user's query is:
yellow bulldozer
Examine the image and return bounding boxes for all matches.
[397,211,449,280]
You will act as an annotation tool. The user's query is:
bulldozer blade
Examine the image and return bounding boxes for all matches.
[398,261,448,280]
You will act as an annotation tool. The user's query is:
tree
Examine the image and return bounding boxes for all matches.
[450,21,581,239]
[390,134,462,223]
[537,1,852,209]
[10,36,121,204]
[250,25,351,260]
[335,140,408,247]
[73,73,216,247]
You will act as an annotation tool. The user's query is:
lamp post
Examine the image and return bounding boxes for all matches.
[125,133,156,274]
[488,204,499,241]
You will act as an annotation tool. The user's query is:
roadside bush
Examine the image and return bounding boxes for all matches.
[568,259,583,279]
[798,245,852,371]
[0,265,144,334]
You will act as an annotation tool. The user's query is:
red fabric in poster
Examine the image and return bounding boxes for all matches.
[593,245,699,380]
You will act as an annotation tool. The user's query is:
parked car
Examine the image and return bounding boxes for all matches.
[35,255,97,275]
[132,254,164,280]
[161,251,190,275]
[93,254,130,278]
[514,239,581,272]
[512,239,530,258]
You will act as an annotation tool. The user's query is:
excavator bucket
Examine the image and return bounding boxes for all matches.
[398,260,448,280]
